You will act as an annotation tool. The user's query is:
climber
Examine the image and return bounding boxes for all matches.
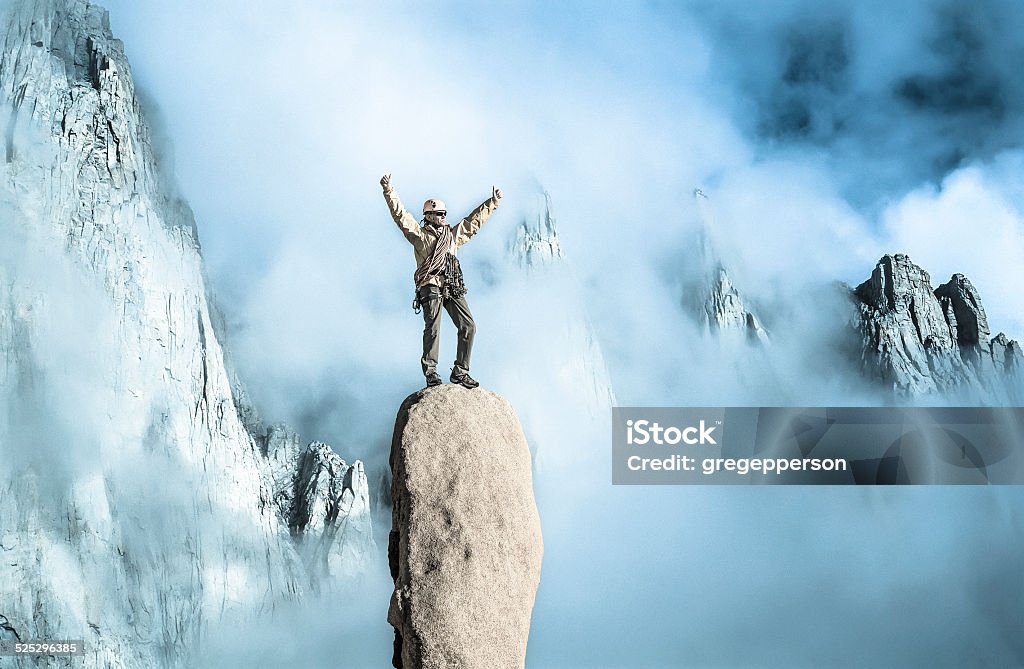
[380,173,502,389]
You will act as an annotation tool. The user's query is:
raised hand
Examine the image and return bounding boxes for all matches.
[381,173,392,188]
[492,186,502,201]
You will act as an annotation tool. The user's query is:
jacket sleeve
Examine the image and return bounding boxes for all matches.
[382,184,423,244]
[453,195,499,248]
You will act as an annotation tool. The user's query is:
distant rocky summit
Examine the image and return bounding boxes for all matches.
[388,385,543,669]
[681,227,769,345]
[697,264,770,344]
[853,254,1023,400]
[509,191,564,268]
[682,242,1022,401]
[0,1,373,666]
[260,425,374,585]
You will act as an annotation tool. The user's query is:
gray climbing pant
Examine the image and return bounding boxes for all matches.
[418,285,475,376]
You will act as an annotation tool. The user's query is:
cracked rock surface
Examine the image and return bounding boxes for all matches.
[681,228,770,346]
[388,385,543,669]
[854,254,1023,400]
[0,2,373,666]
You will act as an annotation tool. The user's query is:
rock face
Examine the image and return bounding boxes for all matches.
[510,191,564,267]
[290,441,374,584]
[854,254,1023,399]
[388,386,543,669]
[0,1,372,666]
[698,264,770,344]
[682,220,769,345]
[254,423,374,583]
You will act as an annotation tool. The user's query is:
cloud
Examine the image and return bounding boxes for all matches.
[880,153,1024,339]
[688,0,1024,208]
[0,164,120,493]
[194,546,396,668]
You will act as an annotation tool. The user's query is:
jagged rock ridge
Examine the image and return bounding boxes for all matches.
[854,253,1023,399]
[699,263,770,344]
[259,425,374,585]
[510,191,564,267]
[683,196,769,345]
[0,1,372,666]
[289,440,373,584]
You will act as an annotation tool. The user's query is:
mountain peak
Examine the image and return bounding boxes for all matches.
[510,190,564,268]
[683,225,769,345]
[0,2,375,663]
[854,254,1022,399]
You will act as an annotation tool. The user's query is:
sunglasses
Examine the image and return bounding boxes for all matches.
[427,211,447,218]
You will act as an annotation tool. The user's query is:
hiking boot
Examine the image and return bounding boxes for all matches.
[425,372,443,387]
[450,369,479,389]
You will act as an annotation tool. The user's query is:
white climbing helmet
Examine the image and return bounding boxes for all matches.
[423,198,447,215]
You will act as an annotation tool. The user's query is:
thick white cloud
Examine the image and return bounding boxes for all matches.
[881,155,1024,338]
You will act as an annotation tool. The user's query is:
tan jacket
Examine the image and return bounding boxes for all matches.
[383,185,499,288]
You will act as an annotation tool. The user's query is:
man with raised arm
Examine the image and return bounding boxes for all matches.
[381,173,502,389]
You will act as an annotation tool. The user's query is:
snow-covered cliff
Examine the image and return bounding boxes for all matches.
[0,1,371,666]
